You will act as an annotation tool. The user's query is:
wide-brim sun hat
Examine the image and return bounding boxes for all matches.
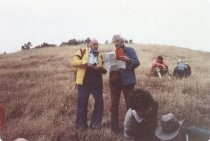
[155,113,185,141]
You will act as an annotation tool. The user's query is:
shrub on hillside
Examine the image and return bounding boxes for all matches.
[59,38,90,46]
[129,39,133,44]
[34,43,56,49]
[21,42,32,50]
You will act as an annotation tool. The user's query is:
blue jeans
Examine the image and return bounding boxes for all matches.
[76,83,103,128]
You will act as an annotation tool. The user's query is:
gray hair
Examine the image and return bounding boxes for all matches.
[177,59,183,63]
[112,34,124,43]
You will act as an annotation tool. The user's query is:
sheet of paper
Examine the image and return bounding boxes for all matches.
[116,60,126,69]
[102,52,126,73]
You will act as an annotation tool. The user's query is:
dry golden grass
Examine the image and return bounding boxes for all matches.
[0,44,210,141]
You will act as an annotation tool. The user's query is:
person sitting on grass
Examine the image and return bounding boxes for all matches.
[150,56,168,77]
[173,59,191,78]
[155,113,210,141]
[124,89,158,141]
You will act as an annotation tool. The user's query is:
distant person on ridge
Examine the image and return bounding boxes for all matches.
[150,56,168,77]
[110,34,140,133]
[173,59,191,78]
[72,38,107,129]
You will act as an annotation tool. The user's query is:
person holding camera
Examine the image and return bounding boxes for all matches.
[72,38,107,129]
[124,89,158,141]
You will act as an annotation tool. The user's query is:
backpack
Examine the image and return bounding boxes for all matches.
[177,62,187,71]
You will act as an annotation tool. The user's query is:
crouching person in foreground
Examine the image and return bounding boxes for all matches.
[124,89,158,141]
[72,38,107,129]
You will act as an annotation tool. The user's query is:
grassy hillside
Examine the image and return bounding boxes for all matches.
[0,44,210,141]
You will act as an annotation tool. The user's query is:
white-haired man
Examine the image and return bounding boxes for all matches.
[110,34,140,133]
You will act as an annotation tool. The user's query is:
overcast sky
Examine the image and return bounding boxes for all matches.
[0,0,210,53]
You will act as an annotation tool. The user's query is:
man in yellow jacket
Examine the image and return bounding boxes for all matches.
[72,38,107,129]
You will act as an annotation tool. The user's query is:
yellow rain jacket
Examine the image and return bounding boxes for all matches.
[72,48,105,85]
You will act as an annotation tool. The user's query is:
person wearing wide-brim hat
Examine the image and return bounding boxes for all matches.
[155,113,185,141]
[155,113,210,141]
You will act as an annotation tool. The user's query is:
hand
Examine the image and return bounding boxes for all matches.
[162,65,165,68]
[93,65,101,71]
[86,63,94,69]
[94,65,107,74]
[119,56,131,63]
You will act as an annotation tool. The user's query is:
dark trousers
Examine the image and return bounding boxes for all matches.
[111,83,135,131]
[76,70,103,128]
[173,67,189,78]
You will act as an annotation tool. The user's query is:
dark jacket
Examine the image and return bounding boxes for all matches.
[119,46,140,86]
